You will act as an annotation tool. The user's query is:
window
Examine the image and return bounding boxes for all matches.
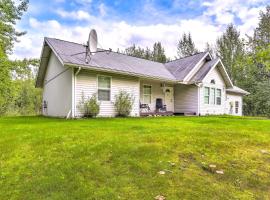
[204,87,210,104]
[143,85,151,104]
[235,101,239,114]
[98,76,111,101]
[210,88,215,105]
[216,89,221,105]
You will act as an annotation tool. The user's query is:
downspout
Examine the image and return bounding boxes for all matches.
[73,67,81,118]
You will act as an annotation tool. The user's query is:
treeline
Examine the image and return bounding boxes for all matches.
[0,0,269,116]
[0,0,42,116]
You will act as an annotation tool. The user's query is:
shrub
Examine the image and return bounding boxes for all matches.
[77,92,100,117]
[114,91,134,117]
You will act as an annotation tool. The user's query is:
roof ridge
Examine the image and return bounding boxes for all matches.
[45,37,86,47]
[165,52,207,63]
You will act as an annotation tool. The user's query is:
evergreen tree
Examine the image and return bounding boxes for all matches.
[216,24,245,84]
[152,42,167,63]
[177,32,198,58]
[204,42,216,58]
[253,5,270,49]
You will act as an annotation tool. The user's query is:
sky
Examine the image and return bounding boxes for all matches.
[11,0,269,60]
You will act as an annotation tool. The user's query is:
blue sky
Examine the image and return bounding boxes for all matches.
[12,0,269,59]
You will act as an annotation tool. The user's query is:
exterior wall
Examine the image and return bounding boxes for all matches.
[225,93,243,116]
[199,66,227,115]
[139,80,174,112]
[174,84,198,114]
[42,52,72,117]
[75,70,140,117]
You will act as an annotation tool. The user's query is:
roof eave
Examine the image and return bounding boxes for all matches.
[64,62,178,83]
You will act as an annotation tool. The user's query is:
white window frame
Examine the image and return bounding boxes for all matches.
[97,75,112,101]
[210,88,216,105]
[204,87,210,104]
[216,89,222,105]
[143,84,152,104]
[235,101,239,114]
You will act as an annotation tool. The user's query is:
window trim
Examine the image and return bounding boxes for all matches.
[204,87,210,104]
[143,84,152,104]
[216,88,222,105]
[210,88,216,105]
[97,75,112,102]
[235,101,239,114]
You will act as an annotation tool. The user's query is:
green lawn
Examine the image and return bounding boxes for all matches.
[0,116,270,200]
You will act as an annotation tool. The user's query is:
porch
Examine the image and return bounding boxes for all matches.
[139,80,175,116]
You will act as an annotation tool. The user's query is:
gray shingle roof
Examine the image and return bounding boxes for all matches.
[189,58,219,82]
[164,52,208,81]
[45,38,176,81]
[37,37,226,88]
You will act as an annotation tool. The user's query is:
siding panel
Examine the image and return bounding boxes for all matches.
[42,52,72,117]
[75,70,140,117]
[174,84,198,114]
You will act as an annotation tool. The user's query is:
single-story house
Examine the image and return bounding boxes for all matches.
[36,37,249,118]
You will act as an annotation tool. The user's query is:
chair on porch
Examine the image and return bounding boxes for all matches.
[156,98,166,112]
[140,102,150,113]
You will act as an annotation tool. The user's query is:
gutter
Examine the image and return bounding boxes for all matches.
[64,62,178,84]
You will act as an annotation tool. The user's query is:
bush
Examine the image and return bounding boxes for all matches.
[114,91,134,117]
[77,92,100,117]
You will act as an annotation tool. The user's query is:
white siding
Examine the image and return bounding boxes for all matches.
[42,52,72,117]
[225,93,243,116]
[174,84,198,114]
[75,70,140,117]
[199,66,227,115]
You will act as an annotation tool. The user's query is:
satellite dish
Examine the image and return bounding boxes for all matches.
[88,29,97,54]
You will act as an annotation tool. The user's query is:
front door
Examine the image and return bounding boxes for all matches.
[164,87,174,112]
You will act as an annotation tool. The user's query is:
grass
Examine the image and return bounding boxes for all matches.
[0,116,270,200]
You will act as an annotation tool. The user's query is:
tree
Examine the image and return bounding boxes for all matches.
[253,6,270,49]
[216,24,245,84]
[204,42,216,58]
[152,42,167,63]
[177,32,198,58]
[123,42,167,63]
[0,0,29,53]
[0,47,12,114]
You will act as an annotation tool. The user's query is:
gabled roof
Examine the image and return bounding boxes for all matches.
[44,37,176,81]
[36,37,238,91]
[164,52,209,81]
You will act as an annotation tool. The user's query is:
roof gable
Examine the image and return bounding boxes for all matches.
[190,58,233,87]
[164,52,209,81]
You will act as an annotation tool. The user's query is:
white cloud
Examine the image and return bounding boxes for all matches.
[11,16,223,60]
[99,3,107,17]
[56,9,92,21]
[10,1,267,60]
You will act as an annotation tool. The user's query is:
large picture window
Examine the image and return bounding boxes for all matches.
[143,85,151,104]
[204,87,210,104]
[98,76,111,101]
[216,89,221,105]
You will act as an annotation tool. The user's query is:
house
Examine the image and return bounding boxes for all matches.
[36,37,249,118]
